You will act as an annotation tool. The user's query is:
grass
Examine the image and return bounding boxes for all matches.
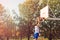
[3,37,48,40]
[22,37,48,40]
[38,37,48,40]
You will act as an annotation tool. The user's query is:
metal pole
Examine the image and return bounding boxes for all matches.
[47,0,49,5]
[47,18,60,20]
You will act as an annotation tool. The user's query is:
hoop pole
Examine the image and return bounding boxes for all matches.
[47,18,60,20]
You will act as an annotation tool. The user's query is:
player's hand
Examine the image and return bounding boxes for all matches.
[40,17,45,21]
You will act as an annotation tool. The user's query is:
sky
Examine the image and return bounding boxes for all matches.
[0,0,26,16]
[0,0,26,24]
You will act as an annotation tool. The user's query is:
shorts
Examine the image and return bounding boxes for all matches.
[34,33,39,39]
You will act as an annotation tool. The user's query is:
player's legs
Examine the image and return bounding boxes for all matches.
[33,33,39,40]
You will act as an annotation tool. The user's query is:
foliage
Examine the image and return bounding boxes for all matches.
[40,0,60,38]
[0,4,18,38]
[19,0,60,39]
[19,0,40,38]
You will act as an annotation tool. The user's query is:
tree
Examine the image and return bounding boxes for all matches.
[19,0,60,40]
[0,4,17,40]
[12,10,20,25]
[39,0,60,40]
[19,0,48,40]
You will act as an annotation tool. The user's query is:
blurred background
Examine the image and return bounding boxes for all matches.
[0,0,60,40]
